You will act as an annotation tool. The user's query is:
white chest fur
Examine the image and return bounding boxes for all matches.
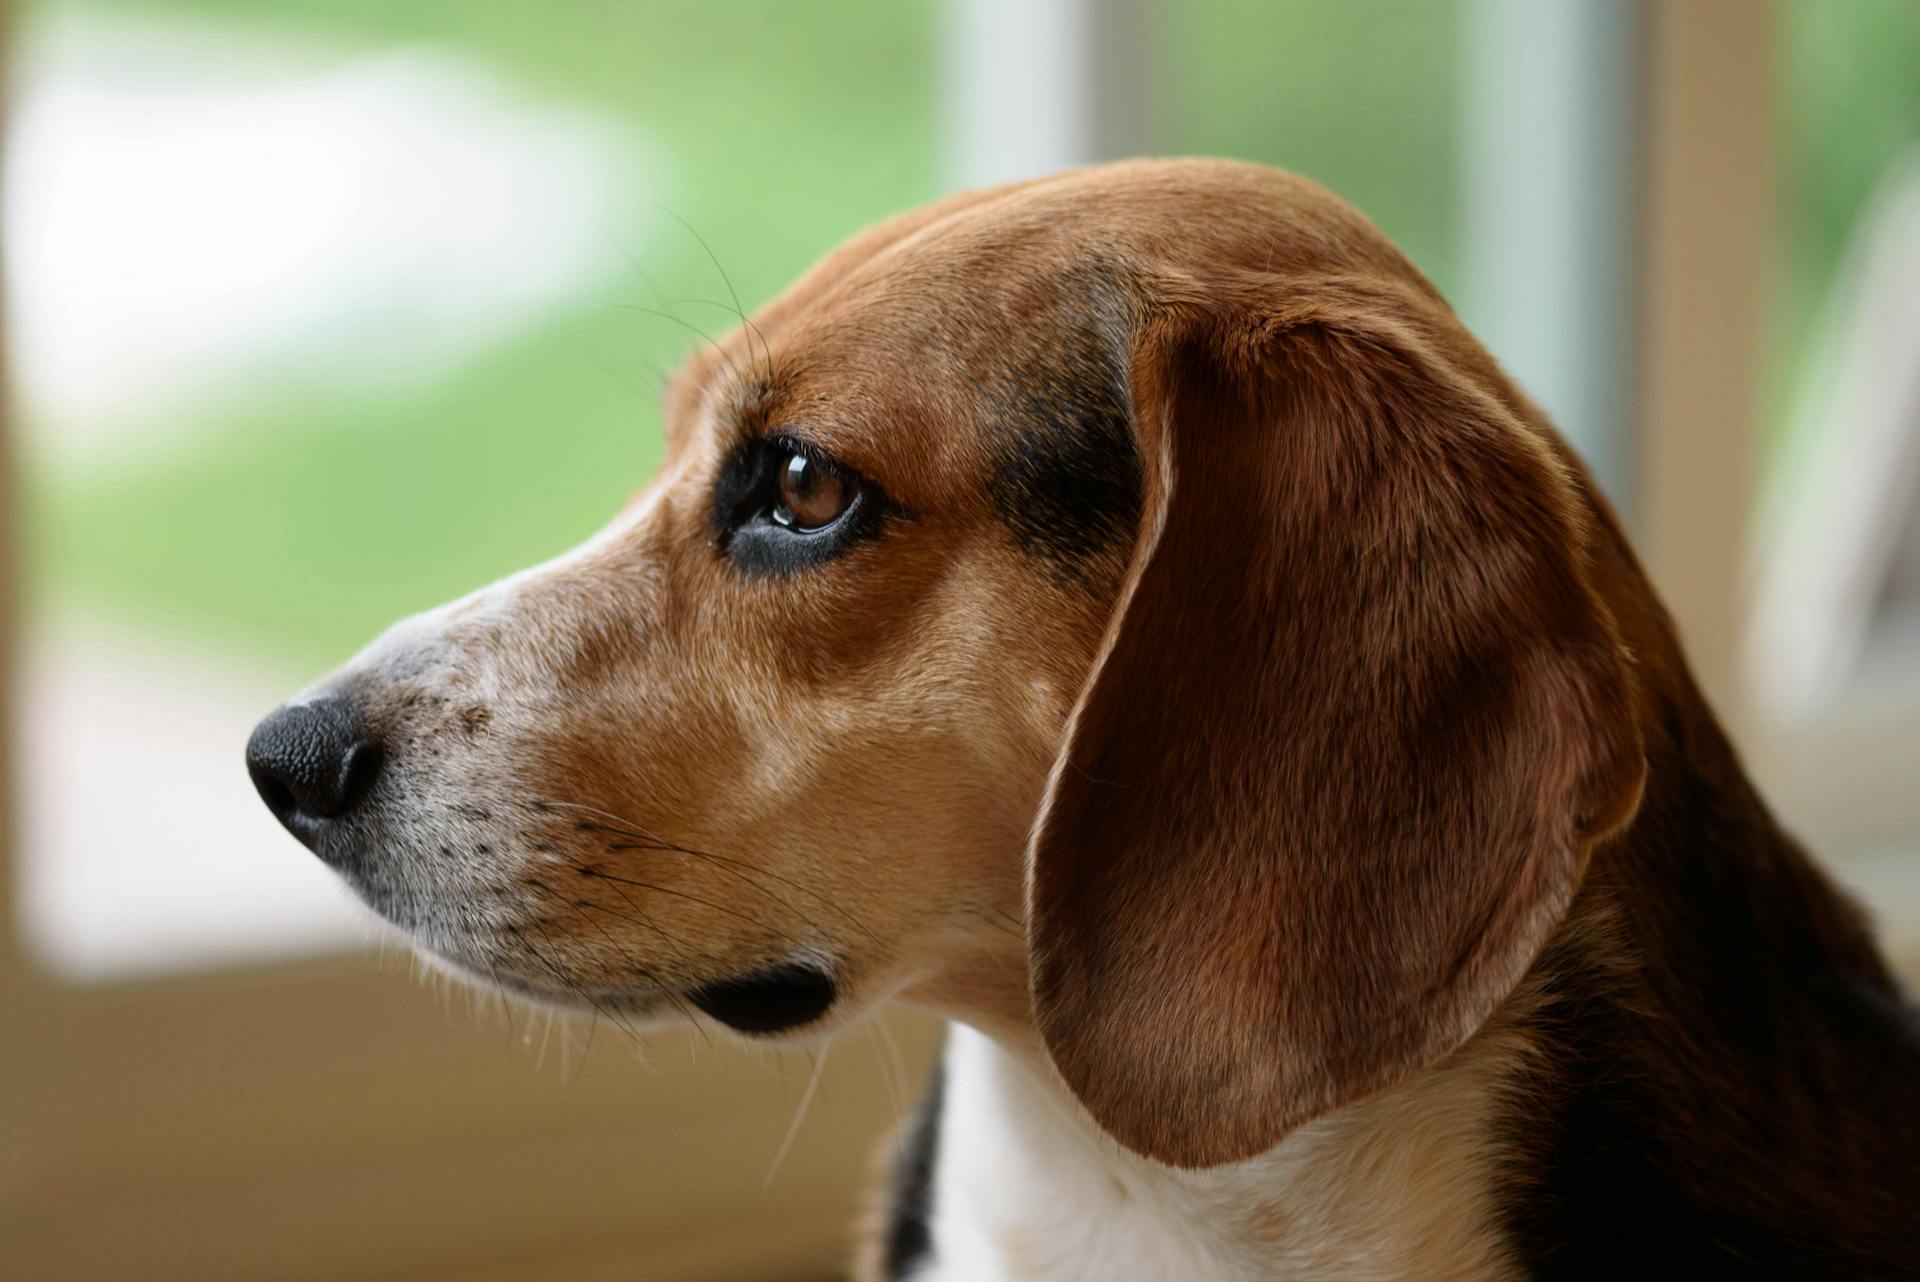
[912,1024,1523,1282]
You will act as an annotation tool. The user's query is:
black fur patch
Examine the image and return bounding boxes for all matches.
[985,280,1141,576]
[882,1050,946,1280]
[1494,708,1920,1277]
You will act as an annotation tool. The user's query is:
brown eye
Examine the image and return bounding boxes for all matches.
[715,435,887,574]
[771,451,851,531]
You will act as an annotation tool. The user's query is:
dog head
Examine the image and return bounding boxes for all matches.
[248,159,1645,1166]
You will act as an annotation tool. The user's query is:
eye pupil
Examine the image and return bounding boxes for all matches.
[773,450,850,531]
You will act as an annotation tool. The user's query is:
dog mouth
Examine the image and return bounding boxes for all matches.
[310,830,846,1038]
[267,770,846,1037]
[434,949,840,1037]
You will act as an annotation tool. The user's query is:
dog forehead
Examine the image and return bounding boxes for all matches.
[667,157,1412,415]
[661,159,1428,539]
[658,256,1128,513]
[741,159,1425,397]
[781,253,1138,500]
[780,265,1121,411]
[813,160,1410,302]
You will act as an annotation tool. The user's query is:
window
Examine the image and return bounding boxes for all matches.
[5,3,951,1276]
[1746,0,1920,962]
[5,3,1912,1278]
[11,0,946,980]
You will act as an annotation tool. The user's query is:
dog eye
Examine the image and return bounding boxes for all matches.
[771,452,850,532]
[711,434,889,576]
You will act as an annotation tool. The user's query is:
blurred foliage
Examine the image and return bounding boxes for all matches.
[1772,0,1920,452]
[26,0,943,668]
[1163,0,1464,300]
[26,0,1470,672]
[20,0,1914,670]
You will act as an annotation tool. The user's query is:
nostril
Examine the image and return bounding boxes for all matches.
[246,695,385,834]
[336,738,384,812]
[252,770,298,821]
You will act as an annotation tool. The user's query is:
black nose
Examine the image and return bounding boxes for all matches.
[246,695,383,841]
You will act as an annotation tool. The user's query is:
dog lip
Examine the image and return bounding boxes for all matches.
[277,809,369,872]
[451,962,672,1016]
[419,947,839,1033]
[684,959,838,1035]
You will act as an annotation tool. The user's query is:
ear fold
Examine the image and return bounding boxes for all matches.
[1026,299,1646,1169]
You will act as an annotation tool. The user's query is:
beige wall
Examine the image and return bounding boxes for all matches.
[2,944,940,1281]
[1633,0,1772,748]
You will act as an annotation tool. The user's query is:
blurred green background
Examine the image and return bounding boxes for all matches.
[21,0,954,669]
[15,0,1920,672]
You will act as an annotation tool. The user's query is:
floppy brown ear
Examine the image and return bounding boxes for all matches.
[1026,290,1646,1168]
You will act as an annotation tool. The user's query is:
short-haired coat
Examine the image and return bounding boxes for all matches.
[248,159,1920,1281]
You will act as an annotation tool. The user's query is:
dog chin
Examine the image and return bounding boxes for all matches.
[411,944,669,1017]
[414,945,842,1037]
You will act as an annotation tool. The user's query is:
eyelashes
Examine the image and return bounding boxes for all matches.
[710,432,891,577]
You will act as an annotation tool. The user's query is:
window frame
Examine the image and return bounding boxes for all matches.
[0,69,941,1266]
[6,4,1917,1279]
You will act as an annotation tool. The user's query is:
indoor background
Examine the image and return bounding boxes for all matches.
[4,1,1918,1278]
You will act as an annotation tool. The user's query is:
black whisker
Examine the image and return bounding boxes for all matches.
[576,866,784,937]
[602,302,745,386]
[602,838,873,945]
[560,899,714,1049]
[506,922,649,1047]
[653,203,775,390]
[547,799,881,944]
[975,908,1024,942]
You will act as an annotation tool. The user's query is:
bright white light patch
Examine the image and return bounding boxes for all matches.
[18,606,382,980]
[5,12,659,468]
[6,12,661,981]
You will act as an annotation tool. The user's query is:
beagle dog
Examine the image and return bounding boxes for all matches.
[247,159,1920,1281]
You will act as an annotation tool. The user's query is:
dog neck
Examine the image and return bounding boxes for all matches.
[905,1022,1525,1282]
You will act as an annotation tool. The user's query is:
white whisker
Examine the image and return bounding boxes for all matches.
[764,1043,831,1188]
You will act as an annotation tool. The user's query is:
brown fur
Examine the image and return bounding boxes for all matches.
[1028,284,1646,1167]
[293,159,1920,1278]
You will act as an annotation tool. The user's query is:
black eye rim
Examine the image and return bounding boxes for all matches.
[710,429,894,576]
